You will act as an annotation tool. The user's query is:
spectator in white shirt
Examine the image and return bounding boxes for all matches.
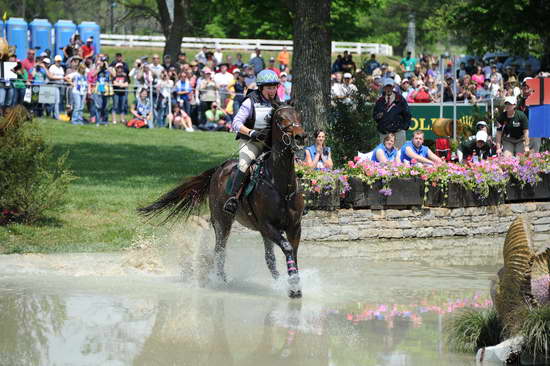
[214,63,234,105]
[47,55,65,120]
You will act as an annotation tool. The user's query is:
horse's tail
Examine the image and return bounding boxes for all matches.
[138,166,218,223]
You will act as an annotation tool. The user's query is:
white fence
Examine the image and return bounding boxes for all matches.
[100,34,393,56]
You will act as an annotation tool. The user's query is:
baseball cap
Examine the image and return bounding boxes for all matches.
[475,130,488,142]
[522,77,533,86]
[202,67,212,74]
[269,57,275,62]
[115,62,123,68]
[476,121,488,128]
[343,72,352,79]
[42,58,51,64]
[54,55,62,62]
[280,72,287,77]
[504,96,517,105]
[383,79,394,87]
[232,68,241,73]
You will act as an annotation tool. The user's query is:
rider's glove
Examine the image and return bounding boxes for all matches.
[249,130,264,141]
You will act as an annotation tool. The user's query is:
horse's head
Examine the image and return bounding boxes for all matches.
[270,104,306,153]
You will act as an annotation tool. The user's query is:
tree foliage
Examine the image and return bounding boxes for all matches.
[427,0,550,67]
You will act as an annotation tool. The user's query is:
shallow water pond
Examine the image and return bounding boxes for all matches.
[0,231,502,366]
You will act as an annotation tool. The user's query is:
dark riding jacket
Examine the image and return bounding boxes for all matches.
[373,92,412,134]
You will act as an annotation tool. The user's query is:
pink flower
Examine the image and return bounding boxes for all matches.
[411,159,417,164]
[347,161,355,168]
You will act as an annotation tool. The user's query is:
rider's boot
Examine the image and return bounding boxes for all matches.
[223,170,246,214]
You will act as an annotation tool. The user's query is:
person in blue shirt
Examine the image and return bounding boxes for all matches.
[400,130,442,165]
[371,133,398,163]
[305,130,333,170]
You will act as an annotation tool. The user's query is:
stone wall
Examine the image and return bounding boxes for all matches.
[301,202,550,242]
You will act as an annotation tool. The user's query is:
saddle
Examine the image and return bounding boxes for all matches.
[225,152,270,198]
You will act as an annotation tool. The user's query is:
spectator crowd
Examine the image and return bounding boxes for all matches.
[0,35,547,162]
[331,51,545,105]
[0,37,293,131]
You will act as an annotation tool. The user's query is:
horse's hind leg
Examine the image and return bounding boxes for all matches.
[212,216,233,283]
[262,236,280,280]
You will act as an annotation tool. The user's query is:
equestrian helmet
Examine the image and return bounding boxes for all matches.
[256,69,280,86]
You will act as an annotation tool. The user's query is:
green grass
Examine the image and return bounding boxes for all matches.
[0,119,236,254]
[444,307,503,353]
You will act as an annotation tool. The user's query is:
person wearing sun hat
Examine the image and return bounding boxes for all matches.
[496,96,529,157]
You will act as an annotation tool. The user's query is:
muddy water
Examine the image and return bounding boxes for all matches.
[0,225,502,366]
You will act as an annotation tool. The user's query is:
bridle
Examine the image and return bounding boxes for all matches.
[272,105,303,153]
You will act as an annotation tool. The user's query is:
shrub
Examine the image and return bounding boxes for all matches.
[445,307,503,352]
[0,107,74,224]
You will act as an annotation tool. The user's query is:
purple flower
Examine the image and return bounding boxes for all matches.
[379,188,393,196]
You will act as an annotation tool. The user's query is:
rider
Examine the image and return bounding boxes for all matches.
[223,69,281,214]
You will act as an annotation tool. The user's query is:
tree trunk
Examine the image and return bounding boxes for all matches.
[156,0,193,61]
[289,0,331,134]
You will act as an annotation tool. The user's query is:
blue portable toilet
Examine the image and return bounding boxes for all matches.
[78,21,100,55]
[0,20,4,39]
[30,19,52,55]
[6,18,28,60]
[54,20,76,57]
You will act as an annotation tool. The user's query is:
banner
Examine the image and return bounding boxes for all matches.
[38,86,57,104]
[407,103,488,140]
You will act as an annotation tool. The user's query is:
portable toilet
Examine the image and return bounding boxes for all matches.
[0,20,4,39]
[6,18,28,60]
[78,21,101,55]
[30,19,52,55]
[54,20,76,57]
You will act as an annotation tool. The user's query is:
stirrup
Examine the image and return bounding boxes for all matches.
[223,196,238,214]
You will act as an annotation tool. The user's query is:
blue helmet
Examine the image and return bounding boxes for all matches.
[256,69,280,86]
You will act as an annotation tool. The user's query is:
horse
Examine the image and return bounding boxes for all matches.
[138,103,307,298]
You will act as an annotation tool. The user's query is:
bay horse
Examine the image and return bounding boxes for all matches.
[139,104,306,298]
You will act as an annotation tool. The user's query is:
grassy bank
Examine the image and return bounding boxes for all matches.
[0,119,235,254]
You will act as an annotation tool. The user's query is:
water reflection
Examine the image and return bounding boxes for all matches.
[0,281,484,366]
[0,291,66,366]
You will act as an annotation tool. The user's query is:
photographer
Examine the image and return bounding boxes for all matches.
[201,102,229,131]
[92,56,114,125]
[12,62,29,106]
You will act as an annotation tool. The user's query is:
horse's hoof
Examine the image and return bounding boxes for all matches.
[216,273,227,283]
[288,289,302,298]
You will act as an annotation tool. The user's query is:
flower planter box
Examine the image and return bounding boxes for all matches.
[505,173,550,202]
[343,177,369,209]
[424,183,463,208]
[304,190,340,210]
[367,178,424,209]
[299,178,341,211]
[462,187,504,207]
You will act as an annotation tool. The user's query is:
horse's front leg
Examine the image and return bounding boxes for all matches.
[262,224,301,298]
[262,236,280,280]
[286,224,302,298]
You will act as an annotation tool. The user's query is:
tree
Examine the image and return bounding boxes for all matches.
[288,0,332,133]
[428,0,550,69]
